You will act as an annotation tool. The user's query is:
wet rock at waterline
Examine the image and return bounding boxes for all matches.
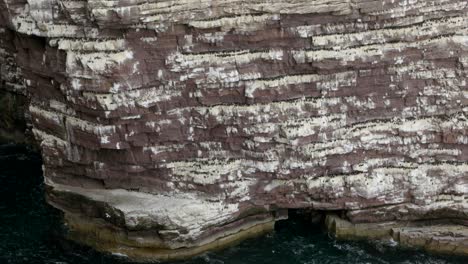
[0,0,467,261]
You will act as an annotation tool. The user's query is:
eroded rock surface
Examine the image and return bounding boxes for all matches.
[0,23,31,144]
[0,0,467,260]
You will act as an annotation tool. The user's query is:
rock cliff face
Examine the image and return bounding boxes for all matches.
[0,21,31,144]
[0,0,467,260]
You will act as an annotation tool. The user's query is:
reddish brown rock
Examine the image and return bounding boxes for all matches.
[0,0,467,260]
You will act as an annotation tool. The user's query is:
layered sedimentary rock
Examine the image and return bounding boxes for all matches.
[0,22,31,144]
[0,0,467,260]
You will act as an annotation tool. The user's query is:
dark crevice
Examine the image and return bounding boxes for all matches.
[274,208,344,232]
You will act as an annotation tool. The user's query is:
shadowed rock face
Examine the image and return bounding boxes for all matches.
[0,0,467,260]
[0,24,31,144]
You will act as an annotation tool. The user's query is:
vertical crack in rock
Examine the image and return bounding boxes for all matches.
[0,0,467,260]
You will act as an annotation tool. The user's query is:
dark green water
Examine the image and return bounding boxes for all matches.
[0,144,466,264]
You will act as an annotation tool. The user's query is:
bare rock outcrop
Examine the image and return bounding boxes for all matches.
[0,0,467,260]
[0,22,31,144]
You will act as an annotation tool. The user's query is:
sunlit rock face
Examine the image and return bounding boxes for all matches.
[1,0,467,260]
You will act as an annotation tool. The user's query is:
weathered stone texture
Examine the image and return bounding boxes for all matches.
[0,0,467,260]
[0,17,31,144]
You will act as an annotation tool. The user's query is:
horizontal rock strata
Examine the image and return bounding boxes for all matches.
[326,214,468,255]
[0,24,32,144]
[0,0,467,260]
